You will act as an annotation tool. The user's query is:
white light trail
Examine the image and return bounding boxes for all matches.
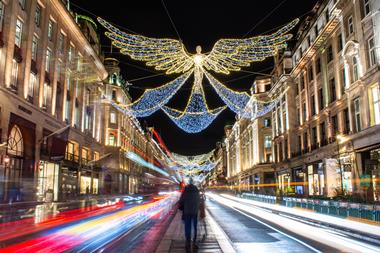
[208,193,380,253]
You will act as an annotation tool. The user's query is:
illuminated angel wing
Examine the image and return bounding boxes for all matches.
[203,19,299,74]
[98,18,194,74]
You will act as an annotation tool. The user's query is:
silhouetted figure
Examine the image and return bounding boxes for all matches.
[179,178,200,249]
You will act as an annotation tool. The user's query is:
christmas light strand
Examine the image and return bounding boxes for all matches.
[98,17,298,75]
[162,78,226,133]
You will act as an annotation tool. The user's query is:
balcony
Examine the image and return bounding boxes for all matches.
[65,152,79,163]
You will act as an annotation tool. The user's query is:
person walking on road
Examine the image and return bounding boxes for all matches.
[179,177,200,249]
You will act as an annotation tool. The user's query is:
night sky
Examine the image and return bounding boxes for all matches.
[71,0,318,155]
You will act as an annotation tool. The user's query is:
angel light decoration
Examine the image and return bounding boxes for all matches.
[98,17,299,133]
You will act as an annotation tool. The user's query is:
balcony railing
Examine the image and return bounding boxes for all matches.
[65,153,79,163]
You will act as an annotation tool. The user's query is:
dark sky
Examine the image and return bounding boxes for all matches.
[71,0,318,155]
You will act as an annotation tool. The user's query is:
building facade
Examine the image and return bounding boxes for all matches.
[225,78,275,194]
[0,0,169,203]
[270,0,380,201]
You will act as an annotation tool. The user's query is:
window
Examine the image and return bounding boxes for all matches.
[353,97,361,132]
[327,45,333,63]
[15,19,23,47]
[314,25,319,38]
[284,138,288,159]
[35,4,42,27]
[28,73,37,98]
[0,1,5,32]
[343,108,350,134]
[65,100,71,121]
[368,37,376,67]
[74,106,80,127]
[109,133,116,146]
[348,16,354,35]
[311,95,316,116]
[31,36,38,61]
[56,61,62,80]
[296,107,300,126]
[112,89,117,100]
[337,33,343,52]
[68,45,74,62]
[312,127,317,147]
[7,125,23,156]
[308,65,313,82]
[66,72,71,91]
[332,115,338,135]
[303,132,308,151]
[316,58,321,74]
[353,56,359,82]
[320,122,326,146]
[263,118,271,127]
[319,88,324,110]
[364,0,371,17]
[300,74,305,90]
[43,82,51,108]
[340,68,346,91]
[298,135,302,152]
[11,59,18,87]
[18,0,25,10]
[75,80,79,98]
[77,55,82,72]
[369,85,380,125]
[45,49,51,73]
[48,20,53,41]
[58,33,65,55]
[264,135,271,148]
[329,78,336,102]
[110,112,117,124]
[302,103,307,122]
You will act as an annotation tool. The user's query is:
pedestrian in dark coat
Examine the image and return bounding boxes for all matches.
[178,178,200,248]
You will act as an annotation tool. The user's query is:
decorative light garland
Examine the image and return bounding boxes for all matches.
[111,71,192,117]
[162,76,226,133]
[98,16,299,132]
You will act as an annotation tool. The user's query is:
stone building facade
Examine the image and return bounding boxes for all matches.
[270,0,380,200]
[223,0,380,201]
[0,0,169,203]
[225,78,275,194]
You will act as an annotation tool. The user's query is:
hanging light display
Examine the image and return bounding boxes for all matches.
[98,17,299,132]
[162,73,226,133]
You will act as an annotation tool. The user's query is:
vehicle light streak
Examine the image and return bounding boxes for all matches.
[0,194,178,253]
[219,194,380,238]
[208,193,380,253]
[0,200,124,243]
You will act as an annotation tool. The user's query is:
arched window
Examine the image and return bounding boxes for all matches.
[7,125,24,157]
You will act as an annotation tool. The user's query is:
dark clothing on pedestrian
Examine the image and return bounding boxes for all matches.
[179,184,200,242]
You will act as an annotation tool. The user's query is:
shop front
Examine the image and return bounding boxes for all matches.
[277,170,291,194]
[79,170,99,195]
[292,167,306,195]
[307,162,325,196]
[61,166,78,200]
[360,147,380,202]
[37,161,59,202]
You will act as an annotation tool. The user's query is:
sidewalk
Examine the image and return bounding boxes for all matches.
[155,209,235,253]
